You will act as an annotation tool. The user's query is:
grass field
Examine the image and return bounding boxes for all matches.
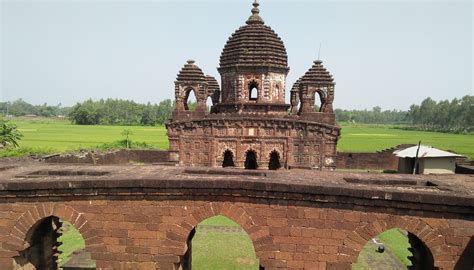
[3,118,473,159]
[338,123,474,159]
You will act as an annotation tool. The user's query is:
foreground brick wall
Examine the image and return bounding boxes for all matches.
[0,195,472,270]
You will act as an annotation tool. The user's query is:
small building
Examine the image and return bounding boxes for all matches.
[394,145,462,174]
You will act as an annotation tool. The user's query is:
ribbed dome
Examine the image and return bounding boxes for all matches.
[301,60,334,85]
[219,2,288,69]
[205,75,220,92]
[291,77,302,92]
[176,60,206,82]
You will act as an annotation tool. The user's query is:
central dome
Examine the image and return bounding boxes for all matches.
[219,1,288,69]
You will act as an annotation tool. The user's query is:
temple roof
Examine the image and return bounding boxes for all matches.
[291,77,302,92]
[176,60,206,83]
[219,1,288,69]
[205,75,220,92]
[301,60,335,85]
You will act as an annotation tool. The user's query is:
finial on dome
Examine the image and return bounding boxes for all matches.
[187,59,195,64]
[246,0,264,25]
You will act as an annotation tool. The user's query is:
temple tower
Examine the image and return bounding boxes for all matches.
[216,1,289,115]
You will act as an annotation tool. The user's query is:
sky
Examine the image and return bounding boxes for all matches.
[0,0,472,110]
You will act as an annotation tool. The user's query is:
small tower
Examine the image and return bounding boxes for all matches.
[297,60,336,124]
[216,0,289,114]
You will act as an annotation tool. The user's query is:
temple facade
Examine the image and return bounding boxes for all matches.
[166,1,340,170]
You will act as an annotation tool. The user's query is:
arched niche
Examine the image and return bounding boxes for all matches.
[352,228,437,270]
[268,150,281,170]
[179,215,262,270]
[222,149,235,167]
[245,149,258,170]
[13,216,95,270]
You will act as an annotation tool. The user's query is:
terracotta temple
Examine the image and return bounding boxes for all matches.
[166,1,340,170]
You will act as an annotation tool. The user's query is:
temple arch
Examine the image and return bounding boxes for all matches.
[345,218,446,270]
[167,203,270,270]
[180,215,261,270]
[12,216,95,270]
[245,149,258,169]
[268,150,281,170]
[352,228,436,270]
[249,81,259,101]
[184,88,198,111]
[222,149,235,167]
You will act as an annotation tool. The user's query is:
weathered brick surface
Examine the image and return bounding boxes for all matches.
[0,198,472,269]
[0,163,472,269]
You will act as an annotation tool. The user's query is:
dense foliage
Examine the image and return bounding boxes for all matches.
[0,99,70,117]
[0,118,23,148]
[335,106,408,124]
[68,99,174,126]
[407,96,473,133]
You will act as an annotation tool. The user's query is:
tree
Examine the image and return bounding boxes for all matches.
[0,118,23,148]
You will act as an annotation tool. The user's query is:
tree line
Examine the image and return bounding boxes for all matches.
[68,99,174,126]
[1,96,472,132]
[407,95,472,133]
[334,106,408,125]
[0,99,70,117]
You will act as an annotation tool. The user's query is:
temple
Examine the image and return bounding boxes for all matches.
[166,1,340,170]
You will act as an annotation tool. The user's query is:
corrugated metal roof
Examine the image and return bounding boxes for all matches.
[394,145,463,158]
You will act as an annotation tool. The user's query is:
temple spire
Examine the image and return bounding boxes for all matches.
[246,0,264,25]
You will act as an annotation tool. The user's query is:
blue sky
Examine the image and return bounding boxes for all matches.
[1,0,472,110]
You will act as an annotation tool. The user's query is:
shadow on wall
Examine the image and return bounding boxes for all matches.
[455,236,474,270]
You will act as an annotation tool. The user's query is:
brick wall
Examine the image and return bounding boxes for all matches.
[0,180,472,270]
[45,150,170,165]
[336,152,399,171]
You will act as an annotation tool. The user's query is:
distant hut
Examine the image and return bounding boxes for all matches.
[394,145,462,174]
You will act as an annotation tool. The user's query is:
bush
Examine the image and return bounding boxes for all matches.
[0,118,23,148]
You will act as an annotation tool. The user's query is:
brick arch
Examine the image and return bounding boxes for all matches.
[164,202,272,267]
[3,203,96,257]
[343,216,448,269]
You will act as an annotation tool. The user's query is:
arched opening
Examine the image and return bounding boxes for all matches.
[268,150,281,170]
[206,96,213,112]
[245,149,258,170]
[180,215,261,270]
[353,228,436,270]
[455,236,474,270]
[249,81,258,101]
[13,216,95,270]
[184,88,197,111]
[222,149,235,167]
[314,91,323,112]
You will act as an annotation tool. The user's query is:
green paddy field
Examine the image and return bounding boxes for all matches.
[4,117,473,159]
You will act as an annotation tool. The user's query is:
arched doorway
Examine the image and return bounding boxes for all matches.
[180,215,261,270]
[13,216,95,270]
[245,149,258,170]
[222,149,235,167]
[268,150,281,170]
[353,228,436,270]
